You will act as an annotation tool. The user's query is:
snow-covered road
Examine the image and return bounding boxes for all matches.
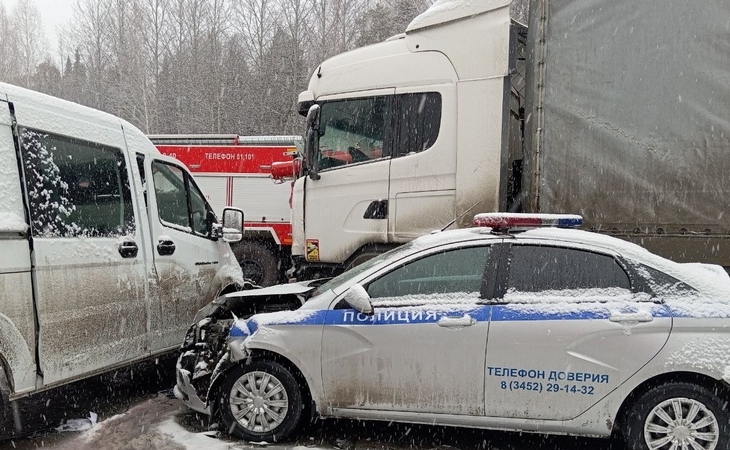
[4,360,612,450]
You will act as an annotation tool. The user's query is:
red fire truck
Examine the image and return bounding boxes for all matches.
[148,134,301,286]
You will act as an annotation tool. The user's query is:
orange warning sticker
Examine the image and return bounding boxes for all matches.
[306,239,320,262]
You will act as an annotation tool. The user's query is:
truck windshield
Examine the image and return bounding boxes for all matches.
[316,96,387,170]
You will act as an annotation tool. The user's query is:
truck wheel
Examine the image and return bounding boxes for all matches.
[217,360,304,442]
[234,241,280,287]
[622,382,729,450]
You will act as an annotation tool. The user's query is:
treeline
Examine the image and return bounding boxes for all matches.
[0,0,430,135]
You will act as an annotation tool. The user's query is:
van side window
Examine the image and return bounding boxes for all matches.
[394,92,442,157]
[152,160,212,236]
[20,128,135,237]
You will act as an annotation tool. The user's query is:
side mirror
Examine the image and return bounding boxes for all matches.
[343,284,373,315]
[221,207,244,242]
[305,104,321,181]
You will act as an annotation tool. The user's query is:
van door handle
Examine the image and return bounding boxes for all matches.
[157,239,176,256]
[118,241,139,258]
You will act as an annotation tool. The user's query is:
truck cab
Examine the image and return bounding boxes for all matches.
[292,0,527,279]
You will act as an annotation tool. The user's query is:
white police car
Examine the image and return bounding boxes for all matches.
[175,213,730,450]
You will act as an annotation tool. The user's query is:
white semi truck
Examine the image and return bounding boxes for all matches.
[285,0,730,279]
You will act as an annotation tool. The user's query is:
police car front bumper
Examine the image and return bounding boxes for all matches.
[174,357,210,415]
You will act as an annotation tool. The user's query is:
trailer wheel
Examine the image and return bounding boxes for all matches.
[234,241,280,287]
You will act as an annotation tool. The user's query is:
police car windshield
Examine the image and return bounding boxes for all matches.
[311,242,419,296]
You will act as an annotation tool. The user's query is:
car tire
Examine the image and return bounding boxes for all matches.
[233,241,280,287]
[217,360,304,442]
[622,382,730,450]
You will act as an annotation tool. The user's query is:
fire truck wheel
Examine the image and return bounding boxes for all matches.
[234,241,280,287]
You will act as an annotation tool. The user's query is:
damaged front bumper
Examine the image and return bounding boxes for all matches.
[173,319,233,415]
[173,280,321,415]
[174,356,210,415]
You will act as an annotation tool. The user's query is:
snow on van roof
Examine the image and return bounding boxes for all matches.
[0,82,160,157]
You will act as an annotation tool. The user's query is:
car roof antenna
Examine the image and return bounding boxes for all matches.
[439,200,483,232]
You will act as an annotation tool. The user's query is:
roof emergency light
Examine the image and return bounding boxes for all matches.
[473,213,583,230]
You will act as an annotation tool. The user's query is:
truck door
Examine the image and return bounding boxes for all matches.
[389,84,456,241]
[483,242,671,420]
[144,155,233,351]
[13,111,150,386]
[303,89,394,266]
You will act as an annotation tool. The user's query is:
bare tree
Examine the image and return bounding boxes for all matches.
[309,0,371,65]
[7,0,425,137]
[0,3,20,83]
[134,0,172,131]
[72,0,114,109]
[233,0,275,71]
[12,0,46,86]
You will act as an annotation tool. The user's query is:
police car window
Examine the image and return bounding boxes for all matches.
[20,128,135,237]
[506,245,630,294]
[366,245,491,304]
[638,264,698,296]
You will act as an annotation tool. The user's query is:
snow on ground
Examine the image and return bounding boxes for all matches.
[38,393,332,450]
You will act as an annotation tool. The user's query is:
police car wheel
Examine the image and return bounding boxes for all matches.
[623,382,729,450]
[218,360,303,442]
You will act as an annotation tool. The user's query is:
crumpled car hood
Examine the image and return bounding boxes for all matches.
[193,279,324,323]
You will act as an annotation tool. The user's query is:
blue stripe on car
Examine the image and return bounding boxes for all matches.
[229,303,684,337]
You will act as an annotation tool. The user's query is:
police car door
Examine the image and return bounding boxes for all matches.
[483,242,671,420]
[321,242,493,416]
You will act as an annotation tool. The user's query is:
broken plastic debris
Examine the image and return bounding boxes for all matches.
[55,411,98,432]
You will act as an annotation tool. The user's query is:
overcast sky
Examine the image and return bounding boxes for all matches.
[2,0,74,54]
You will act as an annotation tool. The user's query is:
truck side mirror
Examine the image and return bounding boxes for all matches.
[305,104,321,181]
[220,207,244,242]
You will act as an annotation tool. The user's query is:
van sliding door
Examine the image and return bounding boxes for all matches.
[15,123,149,386]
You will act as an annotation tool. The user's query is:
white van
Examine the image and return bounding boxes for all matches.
[0,83,245,418]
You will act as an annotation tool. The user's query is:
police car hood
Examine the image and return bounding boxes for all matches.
[193,279,324,322]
